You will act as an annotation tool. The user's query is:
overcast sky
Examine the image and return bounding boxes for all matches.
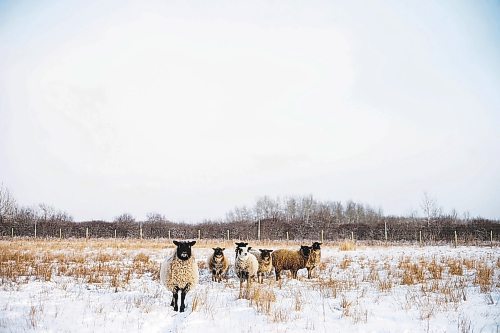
[1,0,499,222]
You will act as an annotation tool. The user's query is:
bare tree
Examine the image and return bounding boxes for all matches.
[0,184,17,223]
[114,213,135,224]
[146,212,165,223]
[38,203,56,223]
[420,192,441,227]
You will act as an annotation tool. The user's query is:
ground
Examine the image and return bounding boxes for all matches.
[0,239,499,332]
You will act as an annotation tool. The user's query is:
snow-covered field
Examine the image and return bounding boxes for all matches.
[0,239,498,332]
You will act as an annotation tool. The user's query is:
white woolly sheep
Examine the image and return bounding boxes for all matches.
[234,243,258,297]
[306,242,322,279]
[250,249,274,283]
[160,240,199,312]
[208,247,229,282]
[271,245,311,280]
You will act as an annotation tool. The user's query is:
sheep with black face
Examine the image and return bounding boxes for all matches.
[250,249,274,283]
[208,247,229,282]
[160,240,199,312]
[234,243,258,298]
[272,245,312,280]
[306,242,322,279]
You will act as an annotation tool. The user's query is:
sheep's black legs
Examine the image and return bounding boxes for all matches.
[275,268,281,281]
[172,286,180,311]
[180,287,187,312]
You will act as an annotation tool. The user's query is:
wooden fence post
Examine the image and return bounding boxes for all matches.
[491,230,493,248]
[168,230,171,240]
[351,231,354,242]
[257,220,261,241]
[34,224,37,238]
[419,230,422,246]
[454,230,458,247]
[140,226,143,239]
[198,229,201,240]
[86,227,89,240]
[286,231,289,242]
[321,230,324,242]
[227,229,230,240]
[11,227,14,238]
[384,222,388,242]
[59,228,62,239]
[114,229,117,239]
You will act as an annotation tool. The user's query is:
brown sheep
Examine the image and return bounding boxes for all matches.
[272,245,311,280]
[208,247,229,282]
[250,249,274,283]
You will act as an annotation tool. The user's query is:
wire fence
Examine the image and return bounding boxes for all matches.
[1,220,499,246]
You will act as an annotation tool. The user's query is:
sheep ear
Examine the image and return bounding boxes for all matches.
[259,249,264,252]
[189,241,196,246]
[269,250,273,253]
[212,248,217,251]
[173,240,180,246]
[221,248,225,251]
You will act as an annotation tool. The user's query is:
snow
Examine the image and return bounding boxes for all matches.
[0,242,499,332]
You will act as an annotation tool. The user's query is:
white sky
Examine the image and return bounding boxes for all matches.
[1,0,499,222]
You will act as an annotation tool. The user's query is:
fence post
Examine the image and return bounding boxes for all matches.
[59,228,62,239]
[257,220,261,241]
[34,224,37,238]
[140,226,143,239]
[419,230,422,246]
[114,229,117,239]
[86,227,89,240]
[11,227,14,238]
[227,229,230,240]
[198,229,201,240]
[384,222,388,242]
[321,230,324,242]
[168,230,171,240]
[351,231,354,242]
[491,230,493,248]
[454,230,457,247]
[286,231,289,242]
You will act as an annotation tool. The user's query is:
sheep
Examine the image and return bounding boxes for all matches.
[234,243,258,298]
[250,249,274,283]
[160,240,199,312]
[208,247,229,282]
[271,245,312,280]
[306,242,322,279]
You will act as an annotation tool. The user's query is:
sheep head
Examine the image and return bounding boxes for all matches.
[212,247,225,257]
[173,240,196,261]
[235,245,252,260]
[300,245,312,257]
[258,249,273,261]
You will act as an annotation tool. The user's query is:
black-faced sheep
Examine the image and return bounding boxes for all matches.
[208,247,229,282]
[306,242,322,279]
[234,243,258,297]
[272,245,312,280]
[250,249,274,283]
[160,240,199,312]
[234,242,248,260]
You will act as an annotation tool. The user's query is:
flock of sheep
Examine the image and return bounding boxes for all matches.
[160,240,322,312]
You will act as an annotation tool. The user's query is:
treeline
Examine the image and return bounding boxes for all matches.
[0,186,499,242]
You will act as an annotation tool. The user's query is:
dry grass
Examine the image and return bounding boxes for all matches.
[0,239,159,287]
[249,285,277,315]
[447,260,464,276]
[474,265,493,293]
[338,241,356,251]
[339,256,352,270]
